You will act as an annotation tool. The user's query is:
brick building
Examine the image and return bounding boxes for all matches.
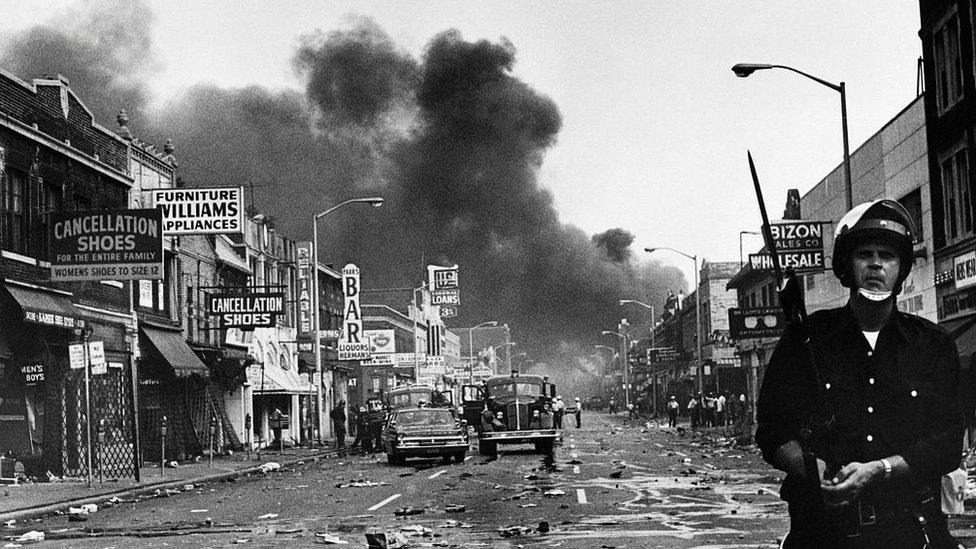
[0,71,138,479]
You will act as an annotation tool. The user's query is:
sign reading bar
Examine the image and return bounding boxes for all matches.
[749,251,824,274]
[151,187,244,235]
[207,292,284,329]
[728,307,786,340]
[338,264,370,361]
[50,209,163,281]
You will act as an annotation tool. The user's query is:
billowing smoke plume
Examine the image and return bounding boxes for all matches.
[0,7,687,374]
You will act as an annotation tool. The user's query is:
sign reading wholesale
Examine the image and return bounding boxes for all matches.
[207,291,284,329]
[151,187,243,234]
[338,264,371,361]
[51,209,163,281]
[749,220,827,274]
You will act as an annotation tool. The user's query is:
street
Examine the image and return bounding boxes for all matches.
[7,412,794,548]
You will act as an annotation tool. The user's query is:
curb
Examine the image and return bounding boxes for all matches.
[0,448,350,525]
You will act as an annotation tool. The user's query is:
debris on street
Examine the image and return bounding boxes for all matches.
[314,532,349,544]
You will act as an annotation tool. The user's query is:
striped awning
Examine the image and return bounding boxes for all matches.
[140,326,209,378]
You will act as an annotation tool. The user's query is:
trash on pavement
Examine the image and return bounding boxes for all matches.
[444,504,466,513]
[542,489,566,497]
[394,507,425,516]
[537,521,550,533]
[183,484,196,491]
[190,509,209,513]
[166,460,179,468]
[337,480,388,488]
[13,531,44,543]
[314,532,349,544]
[518,503,538,508]
[257,513,279,520]
[365,531,410,548]
[498,525,532,538]
[399,525,432,536]
[259,462,281,473]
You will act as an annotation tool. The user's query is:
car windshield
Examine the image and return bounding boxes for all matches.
[391,391,431,408]
[489,382,542,398]
[395,409,455,426]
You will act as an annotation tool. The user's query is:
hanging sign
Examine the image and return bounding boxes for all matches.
[50,209,163,281]
[151,187,244,235]
[207,291,284,329]
[296,242,315,342]
[338,264,370,360]
[69,343,86,370]
[88,341,106,374]
[729,307,786,339]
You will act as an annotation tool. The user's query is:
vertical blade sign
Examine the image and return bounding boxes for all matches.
[338,264,371,360]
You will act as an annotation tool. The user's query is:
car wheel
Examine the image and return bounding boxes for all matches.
[454,451,466,463]
[442,454,452,464]
[479,440,496,457]
[387,451,396,465]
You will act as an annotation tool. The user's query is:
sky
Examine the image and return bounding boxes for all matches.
[0,1,924,285]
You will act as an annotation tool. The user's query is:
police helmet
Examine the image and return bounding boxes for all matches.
[832,199,915,292]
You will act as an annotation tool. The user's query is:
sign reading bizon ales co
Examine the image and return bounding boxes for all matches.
[207,291,284,329]
[151,187,244,235]
[50,209,163,282]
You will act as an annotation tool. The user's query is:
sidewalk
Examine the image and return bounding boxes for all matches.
[0,444,346,523]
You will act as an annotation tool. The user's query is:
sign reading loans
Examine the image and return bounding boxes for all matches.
[207,291,284,329]
[50,209,163,282]
[338,264,371,361]
[428,264,461,306]
[151,187,244,235]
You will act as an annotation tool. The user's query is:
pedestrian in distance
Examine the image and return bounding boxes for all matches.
[727,391,738,425]
[351,406,368,450]
[330,400,347,447]
[704,392,716,427]
[687,394,700,429]
[553,395,565,429]
[716,392,726,427]
[626,402,635,422]
[667,395,680,428]
[608,397,616,415]
[574,397,583,428]
[757,199,963,548]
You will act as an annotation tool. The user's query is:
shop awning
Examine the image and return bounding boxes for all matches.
[247,363,312,394]
[140,326,209,378]
[3,283,83,329]
[215,236,251,274]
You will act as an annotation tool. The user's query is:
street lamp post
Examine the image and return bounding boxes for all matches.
[312,197,383,445]
[619,299,657,414]
[645,247,703,397]
[594,345,615,400]
[493,341,516,375]
[739,231,761,268]
[732,63,852,210]
[467,321,498,382]
[602,330,629,407]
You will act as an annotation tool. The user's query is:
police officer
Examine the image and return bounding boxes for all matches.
[756,200,962,548]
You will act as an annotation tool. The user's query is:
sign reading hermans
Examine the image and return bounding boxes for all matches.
[338,264,371,361]
[151,187,243,235]
[207,291,284,329]
[50,209,163,282]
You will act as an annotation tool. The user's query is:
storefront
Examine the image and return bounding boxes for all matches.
[137,323,211,462]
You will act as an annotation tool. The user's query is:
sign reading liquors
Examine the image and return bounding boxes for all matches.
[207,292,284,329]
[151,187,244,235]
[50,209,163,281]
[338,264,370,360]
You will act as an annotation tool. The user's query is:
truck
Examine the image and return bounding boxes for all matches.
[463,373,558,458]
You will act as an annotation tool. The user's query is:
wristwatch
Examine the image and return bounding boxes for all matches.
[880,458,893,480]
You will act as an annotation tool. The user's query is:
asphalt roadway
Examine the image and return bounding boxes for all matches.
[5,412,976,548]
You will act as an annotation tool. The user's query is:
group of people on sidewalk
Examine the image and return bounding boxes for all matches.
[684,391,747,429]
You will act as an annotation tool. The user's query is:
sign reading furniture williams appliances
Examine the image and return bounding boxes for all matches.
[50,209,163,282]
[207,291,284,329]
[151,187,244,234]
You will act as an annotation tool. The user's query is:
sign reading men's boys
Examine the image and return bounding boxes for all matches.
[50,209,163,282]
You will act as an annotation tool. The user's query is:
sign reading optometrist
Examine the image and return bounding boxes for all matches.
[728,307,786,340]
[151,187,243,235]
[50,209,163,281]
[338,264,371,361]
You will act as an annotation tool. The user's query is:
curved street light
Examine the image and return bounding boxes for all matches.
[312,196,384,445]
[645,247,703,396]
[731,62,851,210]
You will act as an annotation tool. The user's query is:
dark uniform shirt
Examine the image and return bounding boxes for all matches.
[756,305,962,509]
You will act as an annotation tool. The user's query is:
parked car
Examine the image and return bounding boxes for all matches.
[381,407,469,465]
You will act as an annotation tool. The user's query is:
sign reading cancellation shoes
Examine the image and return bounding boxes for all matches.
[50,209,164,282]
[338,264,371,361]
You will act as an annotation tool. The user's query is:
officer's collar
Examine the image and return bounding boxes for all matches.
[835,303,909,344]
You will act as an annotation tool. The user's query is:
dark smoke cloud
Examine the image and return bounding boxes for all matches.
[0,0,156,129]
[0,9,688,372]
[593,228,635,263]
